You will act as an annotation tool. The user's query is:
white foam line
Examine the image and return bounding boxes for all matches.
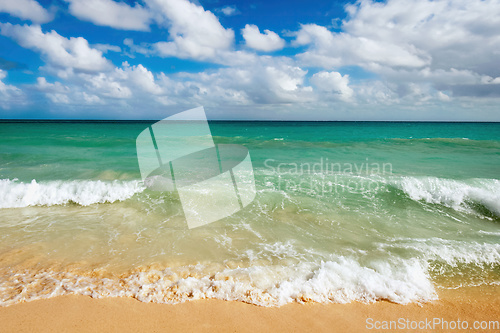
[0,179,145,208]
[0,256,437,307]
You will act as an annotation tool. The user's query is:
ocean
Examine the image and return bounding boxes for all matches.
[0,121,499,306]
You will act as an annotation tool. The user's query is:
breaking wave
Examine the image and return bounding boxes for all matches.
[393,177,500,217]
[0,179,144,208]
[0,256,436,307]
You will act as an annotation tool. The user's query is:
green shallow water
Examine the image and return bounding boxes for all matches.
[0,121,498,306]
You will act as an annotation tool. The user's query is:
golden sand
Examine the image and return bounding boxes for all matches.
[0,286,498,332]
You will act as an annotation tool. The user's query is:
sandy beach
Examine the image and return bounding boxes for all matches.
[1,0,500,330]
[0,286,498,332]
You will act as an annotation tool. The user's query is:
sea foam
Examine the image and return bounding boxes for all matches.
[0,256,436,307]
[0,179,144,208]
[381,238,500,267]
[395,177,500,217]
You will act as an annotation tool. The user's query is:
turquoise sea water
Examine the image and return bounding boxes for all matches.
[0,121,499,306]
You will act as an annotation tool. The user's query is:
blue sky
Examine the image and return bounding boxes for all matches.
[0,0,499,120]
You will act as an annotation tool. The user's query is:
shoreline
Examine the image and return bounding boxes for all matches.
[0,285,498,332]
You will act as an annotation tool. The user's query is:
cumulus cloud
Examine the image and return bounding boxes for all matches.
[341,0,500,76]
[35,77,70,93]
[294,0,500,104]
[147,0,234,60]
[66,0,151,31]
[82,92,102,104]
[93,43,122,53]
[242,24,286,52]
[37,61,163,104]
[35,77,104,106]
[46,92,71,104]
[0,23,112,73]
[295,0,500,74]
[123,38,150,56]
[310,71,353,102]
[0,0,52,23]
[294,23,430,69]
[117,62,163,95]
[0,69,24,109]
[167,59,314,105]
[81,72,132,99]
[216,5,239,16]
[29,54,315,113]
[0,70,18,92]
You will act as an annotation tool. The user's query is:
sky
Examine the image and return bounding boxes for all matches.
[0,0,499,120]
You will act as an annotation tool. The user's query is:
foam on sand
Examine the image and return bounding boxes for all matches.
[0,255,436,307]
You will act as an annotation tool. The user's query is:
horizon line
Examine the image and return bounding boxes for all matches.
[1,119,499,123]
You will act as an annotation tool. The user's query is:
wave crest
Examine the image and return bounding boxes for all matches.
[0,179,144,208]
[394,177,500,217]
[0,256,436,307]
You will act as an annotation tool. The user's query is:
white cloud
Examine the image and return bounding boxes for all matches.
[56,62,162,102]
[294,23,429,69]
[354,80,399,105]
[50,56,314,111]
[34,77,95,105]
[216,5,239,16]
[380,67,490,88]
[295,0,500,74]
[265,67,301,91]
[66,0,151,31]
[118,62,163,95]
[2,0,499,120]
[0,70,14,91]
[35,77,70,93]
[0,0,52,23]
[81,72,132,99]
[0,69,24,109]
[147,0,234,60]
[123,38,150,56]
[82,92,102,104]
[437,91,451,102]
[310,71,353,102]
[34,77,105,105]
[294,0,500,103]
[0,23,112,73]
[242,24,285,52]
[169,58,314,105]
[93,43,122,53]
[341,0,500,76]
[46,92,71,104]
